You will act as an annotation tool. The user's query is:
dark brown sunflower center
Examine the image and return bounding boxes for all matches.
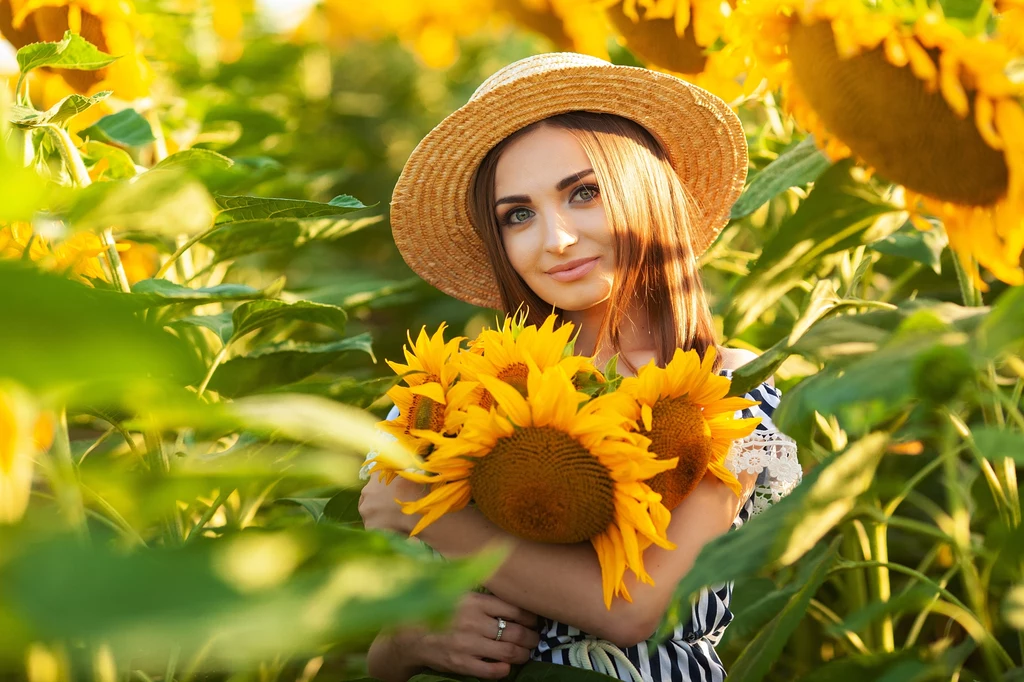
[606,2,707,75]
[407,375,446,434]
[788,20,1008,206]
[644,397,714,509]
[479,362,530,410]
[469,426,616,543]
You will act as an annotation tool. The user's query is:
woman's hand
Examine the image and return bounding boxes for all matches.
[358,471,428,534]
[369,591,542,681]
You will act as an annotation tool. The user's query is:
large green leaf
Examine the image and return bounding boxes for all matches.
[15,31,117,74]
[0,262,196,395]
[66,169,216,236]
[726,541,838,682]
[9,91,112,129]
[656,433,887,637]
[971,427,1024,465]
[127,278,283,308]
[173,311,235,344]
[201,215,382,261]
[214,193,370,224]
[730,136,831,220]
[148,148,274,192]
[208,334,374,397]
[82,109,156,147]
[726,160,899,334]
[0,526,500,669]
[977,285,1024,357]
[80,140,138,180]
[230,299,348,342]
[869,220,946,274]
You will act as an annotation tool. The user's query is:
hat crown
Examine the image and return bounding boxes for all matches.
[470,52,612,102]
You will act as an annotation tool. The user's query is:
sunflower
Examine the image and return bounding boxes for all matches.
[618,347,760,510]
[0,0,153,129]
[455,312,602,412]
[375,323,476,482]
[401,364,677,608]
[596,0,747,102]
[496,0,611,58]
[0,221,128,284]
[733,0,1024,289]
[0,382,54,524]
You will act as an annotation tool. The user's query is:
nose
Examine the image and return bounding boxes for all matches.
[541,211,578,254]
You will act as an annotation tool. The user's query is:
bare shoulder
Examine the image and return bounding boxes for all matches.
[718,347,775,388]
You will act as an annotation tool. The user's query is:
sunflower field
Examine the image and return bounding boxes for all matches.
[1,0,1023,681]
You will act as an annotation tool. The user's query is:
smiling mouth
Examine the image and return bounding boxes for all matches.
[547,257,599,283]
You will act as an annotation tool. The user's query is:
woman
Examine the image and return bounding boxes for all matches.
[359,53,800,681]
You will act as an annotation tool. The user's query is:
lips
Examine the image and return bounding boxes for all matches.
[547,256,599,283]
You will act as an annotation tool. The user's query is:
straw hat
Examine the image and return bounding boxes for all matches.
[390,52,748,310]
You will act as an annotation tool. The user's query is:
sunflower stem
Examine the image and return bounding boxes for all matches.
[196,344,230,398]
[951,253,982,307]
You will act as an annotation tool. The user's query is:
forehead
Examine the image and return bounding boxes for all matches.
[494,126,591,195]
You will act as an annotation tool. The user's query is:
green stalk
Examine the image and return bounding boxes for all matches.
[869,513,895,652]
[42,124,131,293]
[196,344,230,398]
[185,488,232,542]
[144,429,184,544]
[840,525,873,648]
[951,253,983,307]
[48,407,89,538]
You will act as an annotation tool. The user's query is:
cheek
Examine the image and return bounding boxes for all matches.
[501,229,536,278]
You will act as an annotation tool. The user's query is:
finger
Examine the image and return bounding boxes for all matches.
[473,592,541,629]
[499,622,541,650]
[449,657,511,680]
[473,638,533,665]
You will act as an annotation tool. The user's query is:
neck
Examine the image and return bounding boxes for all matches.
[562,298,655,374]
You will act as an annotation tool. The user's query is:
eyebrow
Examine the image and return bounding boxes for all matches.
[494,168,596,207]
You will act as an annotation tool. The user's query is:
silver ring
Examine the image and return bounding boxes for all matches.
[494,617,507,641]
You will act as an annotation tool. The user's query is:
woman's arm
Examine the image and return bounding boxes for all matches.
[360,472,750,648]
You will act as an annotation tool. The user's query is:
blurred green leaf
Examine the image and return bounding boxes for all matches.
[971,427,1024,465]
[830,585,941,638]
[80,140,138,180]
[0,526,501,667]
[278,497,332,523]
[214,194,371,223]
[730,136,831,220]
[16,30,117,74]
[66,169,216,236]
[801,653,935,682]
[977,286,1024,357]
[231,299,348,341]
[0,262,196,395]
[0,136,48,221]
[870,221,946,274]
[727,541,838,682]
[9,91,112,129]
[266,375,400,408]
[82,109,156,147]
[726,161,899,334]
[208,334,375,397]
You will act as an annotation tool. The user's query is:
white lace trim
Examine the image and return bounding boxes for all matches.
[725,429,802,516]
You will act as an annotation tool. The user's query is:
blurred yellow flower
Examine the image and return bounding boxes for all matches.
[0,0,153,129]
[0,221,135,285]
[0,382,54,524]
[497,0,610,58]
[733,0,1024,289]
[116,239,159,284]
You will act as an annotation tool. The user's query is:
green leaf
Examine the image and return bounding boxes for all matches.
[151,148,242,190]
[9,91,112,129]
[128,278,283,308]
[66,169,216,236]
[726,160,899,334]
[0,526,500,668]
[323,489,363,526]
[264,375,400,409]
[971,427,1024,465]
[726,541,839,682]
[869,220,946,274]
[1005,584,1024,629]
[657,433,887,637]
[977,285,1024,358]
[0,135,48,221]
[172,311,235,344]
[277,497,332,523]
[830,585,941,637]
[201,215,382,261]
[801,652,934,682]
[208,334,375,397]
[16,31,118,74]
[730,136,832,220]
[214,194,371,224]
[82,109,156,147]
[230,392,417,471]
[230,299,348,342]
[79,140,138,180]
[0,262,196,397]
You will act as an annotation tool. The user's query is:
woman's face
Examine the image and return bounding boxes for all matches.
[493,125,614,311]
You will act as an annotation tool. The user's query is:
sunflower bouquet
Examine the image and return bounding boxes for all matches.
[370,313,761,608]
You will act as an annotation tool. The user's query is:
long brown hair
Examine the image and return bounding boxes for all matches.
[467,111,720,371]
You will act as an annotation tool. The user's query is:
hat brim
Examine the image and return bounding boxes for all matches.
[390,57,747,310]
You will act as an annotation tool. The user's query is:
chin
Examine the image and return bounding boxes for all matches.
[539,286,612,312]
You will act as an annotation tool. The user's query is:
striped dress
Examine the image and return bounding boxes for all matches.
[531,375,802,682]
